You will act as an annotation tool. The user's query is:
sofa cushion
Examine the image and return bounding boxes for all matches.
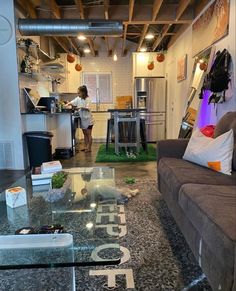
[179,184,236,271]
[158,158,236,200]
[214,111,236,171]
[183,128,234,175]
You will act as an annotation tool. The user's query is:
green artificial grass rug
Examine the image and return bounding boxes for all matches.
[95,144,156,162]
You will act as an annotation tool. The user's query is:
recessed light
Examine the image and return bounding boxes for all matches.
[84,47,91,53]
[78,35,86,41]
[140,47,147,52]
[145,33,154,40]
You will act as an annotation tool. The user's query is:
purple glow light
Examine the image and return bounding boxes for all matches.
[197,90,213,128]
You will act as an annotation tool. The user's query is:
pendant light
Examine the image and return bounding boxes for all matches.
[113,51,118,61]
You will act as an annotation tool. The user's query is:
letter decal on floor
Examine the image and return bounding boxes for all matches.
[89,269,135,289]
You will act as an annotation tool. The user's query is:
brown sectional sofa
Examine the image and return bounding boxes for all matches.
[157,111,236,291]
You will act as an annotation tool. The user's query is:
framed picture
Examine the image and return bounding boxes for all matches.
[177,54,187,82]
[192,0,229,56]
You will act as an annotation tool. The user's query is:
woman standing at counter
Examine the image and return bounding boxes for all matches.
[66,85,94,152]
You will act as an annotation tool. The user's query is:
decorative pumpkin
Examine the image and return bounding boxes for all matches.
[147,62,154,70]
[67,53,75,63]
[156,53,165,62]
[199,62,208,71]
[75,63,82,71]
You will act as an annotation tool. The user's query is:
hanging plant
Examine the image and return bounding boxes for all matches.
[147,54,154,70]
[75,63,82,71]
[147,62,154,70]
[67,53,75,63]
[156,52,165,62]
[199,61,208,71]
[75,55,82,71]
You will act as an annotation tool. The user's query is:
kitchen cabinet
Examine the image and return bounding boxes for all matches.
[72,112,110,143]
[92,112,110,142]
[133,52,165,78]
[146,113,166,141]
[58,54,81,93]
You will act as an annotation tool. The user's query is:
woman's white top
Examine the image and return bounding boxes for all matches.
[70,97,94,129]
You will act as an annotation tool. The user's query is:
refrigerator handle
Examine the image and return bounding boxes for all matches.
[147,80,153,110]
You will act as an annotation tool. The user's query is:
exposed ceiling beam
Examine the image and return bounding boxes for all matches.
[152,0,164,21]
[74,0,85,19]
[167,24,189,48]
[175,0,192,20]
[136,0,164,52]
[123,19,192,25]
[68,37,81,56]
[49,0,61,19]
[121,24,128,57]
[136,24,148,52]
[122,0,135,57]
[129,0,135,22]
[195,0,211,18]
[74,0,96,57]
[17,0,37,18]
[152,24,171,51]
[53,36,70,53]
[47,1,80,55]
[87,38,96,57]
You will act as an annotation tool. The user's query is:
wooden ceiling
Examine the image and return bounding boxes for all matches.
[15,0,211,57]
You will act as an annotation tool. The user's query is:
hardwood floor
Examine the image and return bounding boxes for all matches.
[0,143,157,190]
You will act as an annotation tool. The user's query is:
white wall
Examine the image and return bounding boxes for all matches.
[80,53,133,111]
[165,0,236,138]
[0,0,24,169]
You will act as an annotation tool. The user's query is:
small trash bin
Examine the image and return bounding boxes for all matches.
[24,131,53,168]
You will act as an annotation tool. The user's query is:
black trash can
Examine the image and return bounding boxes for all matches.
[24,131,53,168]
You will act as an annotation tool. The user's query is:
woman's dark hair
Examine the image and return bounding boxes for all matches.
[78,85,88,98]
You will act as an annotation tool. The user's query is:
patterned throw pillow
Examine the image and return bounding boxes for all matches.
[183,128,234,175]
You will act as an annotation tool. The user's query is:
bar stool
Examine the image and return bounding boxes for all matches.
[106,113,147,153]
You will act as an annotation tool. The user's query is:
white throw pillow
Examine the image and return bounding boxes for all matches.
[183,128,234,175]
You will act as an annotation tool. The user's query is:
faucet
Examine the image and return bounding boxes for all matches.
[96,88,100,111]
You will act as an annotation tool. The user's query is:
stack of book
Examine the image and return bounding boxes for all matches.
[41,161,62,174]
[31,161,62,192]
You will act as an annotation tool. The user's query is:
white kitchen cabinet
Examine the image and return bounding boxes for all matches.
[133,52,165,77]
[92,112,110,142]
[57,54,81,93]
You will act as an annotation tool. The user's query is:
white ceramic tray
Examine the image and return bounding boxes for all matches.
[0,233,73,249]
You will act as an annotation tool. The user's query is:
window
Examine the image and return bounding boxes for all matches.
[82,72,112,104]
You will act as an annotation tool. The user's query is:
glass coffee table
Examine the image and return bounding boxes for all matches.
[0,167,120,269]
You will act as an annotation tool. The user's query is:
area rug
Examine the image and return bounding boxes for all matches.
[0,179,212,291]
[75,178,212,291]
[95,144,156,163]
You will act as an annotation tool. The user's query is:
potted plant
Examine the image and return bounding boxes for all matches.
[45,171,71,202]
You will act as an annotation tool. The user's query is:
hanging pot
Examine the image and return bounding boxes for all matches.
[75,63,82,71]
[67,53,75,63]
[147,62,154,70]
[199,62,208,71]
[156,53,165,62]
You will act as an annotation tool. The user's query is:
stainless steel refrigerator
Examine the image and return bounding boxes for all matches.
[134,77,166,142]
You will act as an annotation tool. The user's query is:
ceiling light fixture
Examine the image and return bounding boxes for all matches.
[145,33,154,40]
[84,47,91,53]
[140,47,147,52]
[78,35,86,41]
[113,52,118,61]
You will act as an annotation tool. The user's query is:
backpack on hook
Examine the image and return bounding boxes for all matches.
[199,49,232,104]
